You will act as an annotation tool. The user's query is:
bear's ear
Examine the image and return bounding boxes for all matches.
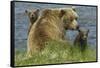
[36,9,40,12]
[72,7,76,11]
[60,10,66,17]
[35,9,40,14]
[25,10,30,15]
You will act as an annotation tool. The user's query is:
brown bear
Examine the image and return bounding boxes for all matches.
[25,9,40,34]
[74,28,89,51]
[27,8,79,57]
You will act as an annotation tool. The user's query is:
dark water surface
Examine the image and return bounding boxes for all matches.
[14,2,97,51]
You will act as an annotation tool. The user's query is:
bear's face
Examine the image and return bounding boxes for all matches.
[78,29,89,40]
[25,9,39,23]
[61,8,79,30]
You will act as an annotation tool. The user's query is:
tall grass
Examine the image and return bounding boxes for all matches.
[15,40,96,66]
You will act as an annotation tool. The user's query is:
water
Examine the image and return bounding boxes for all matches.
[14,2,97,50]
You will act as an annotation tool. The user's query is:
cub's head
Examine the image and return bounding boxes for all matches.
[60,8,79,30]
[78,28,89,40]
[25,9,40,23]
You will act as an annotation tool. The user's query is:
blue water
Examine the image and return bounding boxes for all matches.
[14,2,97,50]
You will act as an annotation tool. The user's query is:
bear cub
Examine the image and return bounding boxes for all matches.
[74,28,89,51]
[25,9,40,34]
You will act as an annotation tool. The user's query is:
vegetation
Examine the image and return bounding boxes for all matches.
[15,40,96,66]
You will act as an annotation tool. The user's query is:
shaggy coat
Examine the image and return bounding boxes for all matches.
[27,8,79,56]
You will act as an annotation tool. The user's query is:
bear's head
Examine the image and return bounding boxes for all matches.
[60,8,79,30]
[78,28,89,41]
[25,9,40,23]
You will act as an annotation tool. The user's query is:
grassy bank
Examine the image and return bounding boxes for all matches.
[15,40,96,66]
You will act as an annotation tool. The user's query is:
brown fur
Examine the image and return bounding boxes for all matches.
[27,8,79,56]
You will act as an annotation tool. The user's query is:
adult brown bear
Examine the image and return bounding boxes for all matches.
[27,8,79,57]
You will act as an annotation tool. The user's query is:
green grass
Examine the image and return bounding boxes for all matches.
[15,40,96,66]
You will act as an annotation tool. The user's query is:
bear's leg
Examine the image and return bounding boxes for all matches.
[26,43,44,57]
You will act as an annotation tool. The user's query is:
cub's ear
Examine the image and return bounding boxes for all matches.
[25,10,30,15]
[60,10,66,17]
[36,9,40,12]
[35,9,40,14]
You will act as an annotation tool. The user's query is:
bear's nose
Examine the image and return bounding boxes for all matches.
[32,15,34,17]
